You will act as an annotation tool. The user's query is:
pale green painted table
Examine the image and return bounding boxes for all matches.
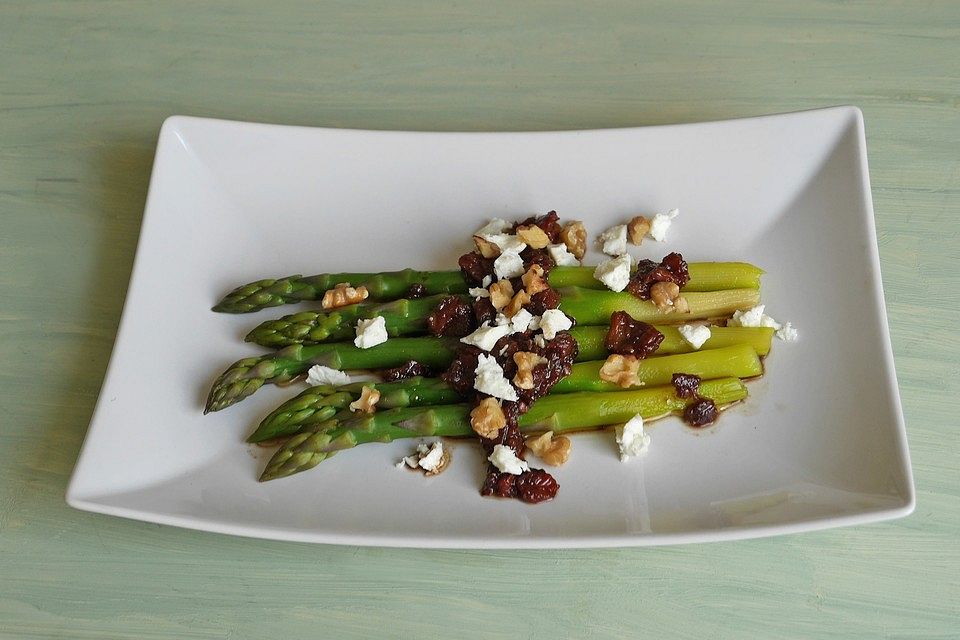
[2,2,957,638]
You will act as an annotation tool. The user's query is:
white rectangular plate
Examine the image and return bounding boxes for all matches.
[67,107,914,548]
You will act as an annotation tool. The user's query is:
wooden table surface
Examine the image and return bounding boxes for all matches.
[1,2,957,638]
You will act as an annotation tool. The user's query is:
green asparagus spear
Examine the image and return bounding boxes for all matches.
[248,344,762,442]
[214,263,763,313]
[245,286,762,348]
[207,323,773,413]
[249,376,463,443]
[260,377,748,480]
[247,295,457,348]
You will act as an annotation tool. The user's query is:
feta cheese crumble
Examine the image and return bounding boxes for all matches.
[776,321,799,342]
[678,324,712,350]
[534,334,547,349]
[397,441,447,473]
[729,304,779,329]
[482,233,527,255]
[539,308,573,340]
[475,218,511,236]
[481,275,492,288]
[593,254,632,292]
[305,364,352,387]
[460,321,512,352]
[598,224,628,256]
[548,243,580,266]
[354,316,388,349]
[468,286,490,298]
[509,308,535,333]
[493,251,525,280]
[487,444,530,475]
[648,208,679,242]
[474,354,518,401]
[615,414,650,461]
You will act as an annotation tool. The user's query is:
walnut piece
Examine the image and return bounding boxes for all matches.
[504,290,532,318]
[627,216,651,245]
[472,235,501,258]
[560,221,587,260]
[321,282,369,310]
[470,397,506,439]
[424,448,452,476]
[521,264,550,296]
[599,354,641,388]
[348,385,381,413]
[525,431,572,466]
[650,281,681,310]
[512,351,548,389]
[673,295,690,314]
[488,280,514,311]
[516,225,550,249]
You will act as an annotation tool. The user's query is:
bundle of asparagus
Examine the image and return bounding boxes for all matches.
[207,254,773,486]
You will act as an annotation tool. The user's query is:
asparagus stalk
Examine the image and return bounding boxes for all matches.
[248,344,762,442]
[260,378,748,480]
[248,295,454,348]
[557,287,761,326]
[214,263,763,313]
[245,287,762,348]
[206,324,773,413]
[250,376,463,443]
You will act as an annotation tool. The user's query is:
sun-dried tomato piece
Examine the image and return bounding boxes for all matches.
[426,296,476,337]
[626,252,690,300]
[382,360,432,382]
[683,398,718,427]
[405,283,427,299]
[458,251,494,286]
[671,373,701,399]
[515,469,559,503]
[526,288,562,315]
[604,310,664,357]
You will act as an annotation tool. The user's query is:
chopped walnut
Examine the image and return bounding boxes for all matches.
[472,235,501,259]
[521,264,550,296]
[425,448,452,476]
[348,385,381,413]
[504,290,531,318]
[470,397,506,439]
[627,216,651,245]
[516,225,550,249]
[321,282,369,310]
[599,354,642,388]
[525,431,571,466]
[488,280,514,311]
[513,351,548,389]
[673,295,690,314]
[650,281,681,310]
[560,221,587,260]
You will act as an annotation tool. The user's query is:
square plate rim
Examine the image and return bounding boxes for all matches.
[66,105,915,548]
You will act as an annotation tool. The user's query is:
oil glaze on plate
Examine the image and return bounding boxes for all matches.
[67,108,914,547]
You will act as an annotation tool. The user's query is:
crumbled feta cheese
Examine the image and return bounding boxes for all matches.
[305,365,352,387]
[598,224,628,256]
[648,208,679,242]
[548,243,580,266]
[481,233,527,255]
[593,254,632,292]
[460,321,512,352]
[494,251,525,280]
[776,321,798,342]
[494,313,510,326]
[468,286,490,298]
[397,441,446,472]
[510,308,535,333]
[487,444,530,475]
[729,304,780,329]
[417,441,445,473]
[481,275,492,288]
[539,308,573,340]
[474,354,518,401]
[534,334,546,348]
[678,324,712,350]
[475,218,511,236]
[615,415,650,461]
[354,316,388,349]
